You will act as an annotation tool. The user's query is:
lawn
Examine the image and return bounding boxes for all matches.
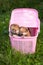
[0,12,43,65]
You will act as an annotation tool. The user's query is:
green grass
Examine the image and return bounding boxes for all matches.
[0,13,43,65]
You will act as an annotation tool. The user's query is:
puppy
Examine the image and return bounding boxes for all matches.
[10,24,19,36]
[19,27,31,37]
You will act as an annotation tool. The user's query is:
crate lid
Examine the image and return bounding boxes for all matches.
[9,8,40,28]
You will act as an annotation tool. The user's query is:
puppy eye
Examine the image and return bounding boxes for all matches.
[12,29,14,30]
[25,35,27,36]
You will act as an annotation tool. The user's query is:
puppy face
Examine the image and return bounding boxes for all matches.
[10,24,31,37]
[10,24,19,35]
[20,27,31,36]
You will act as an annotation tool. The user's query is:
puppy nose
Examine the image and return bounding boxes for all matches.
[18,33,23,36]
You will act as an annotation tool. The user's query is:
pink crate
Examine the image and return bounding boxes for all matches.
[9,8,40,54]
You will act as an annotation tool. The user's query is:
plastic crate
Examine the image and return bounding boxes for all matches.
[9,8,40,54]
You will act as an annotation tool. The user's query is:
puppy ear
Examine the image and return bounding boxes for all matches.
[28,28,31,34]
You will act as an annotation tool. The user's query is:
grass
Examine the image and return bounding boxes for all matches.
[0,12,43,65]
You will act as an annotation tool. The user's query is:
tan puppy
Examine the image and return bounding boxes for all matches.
[10,24,19,36]
[19,27,31,37]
